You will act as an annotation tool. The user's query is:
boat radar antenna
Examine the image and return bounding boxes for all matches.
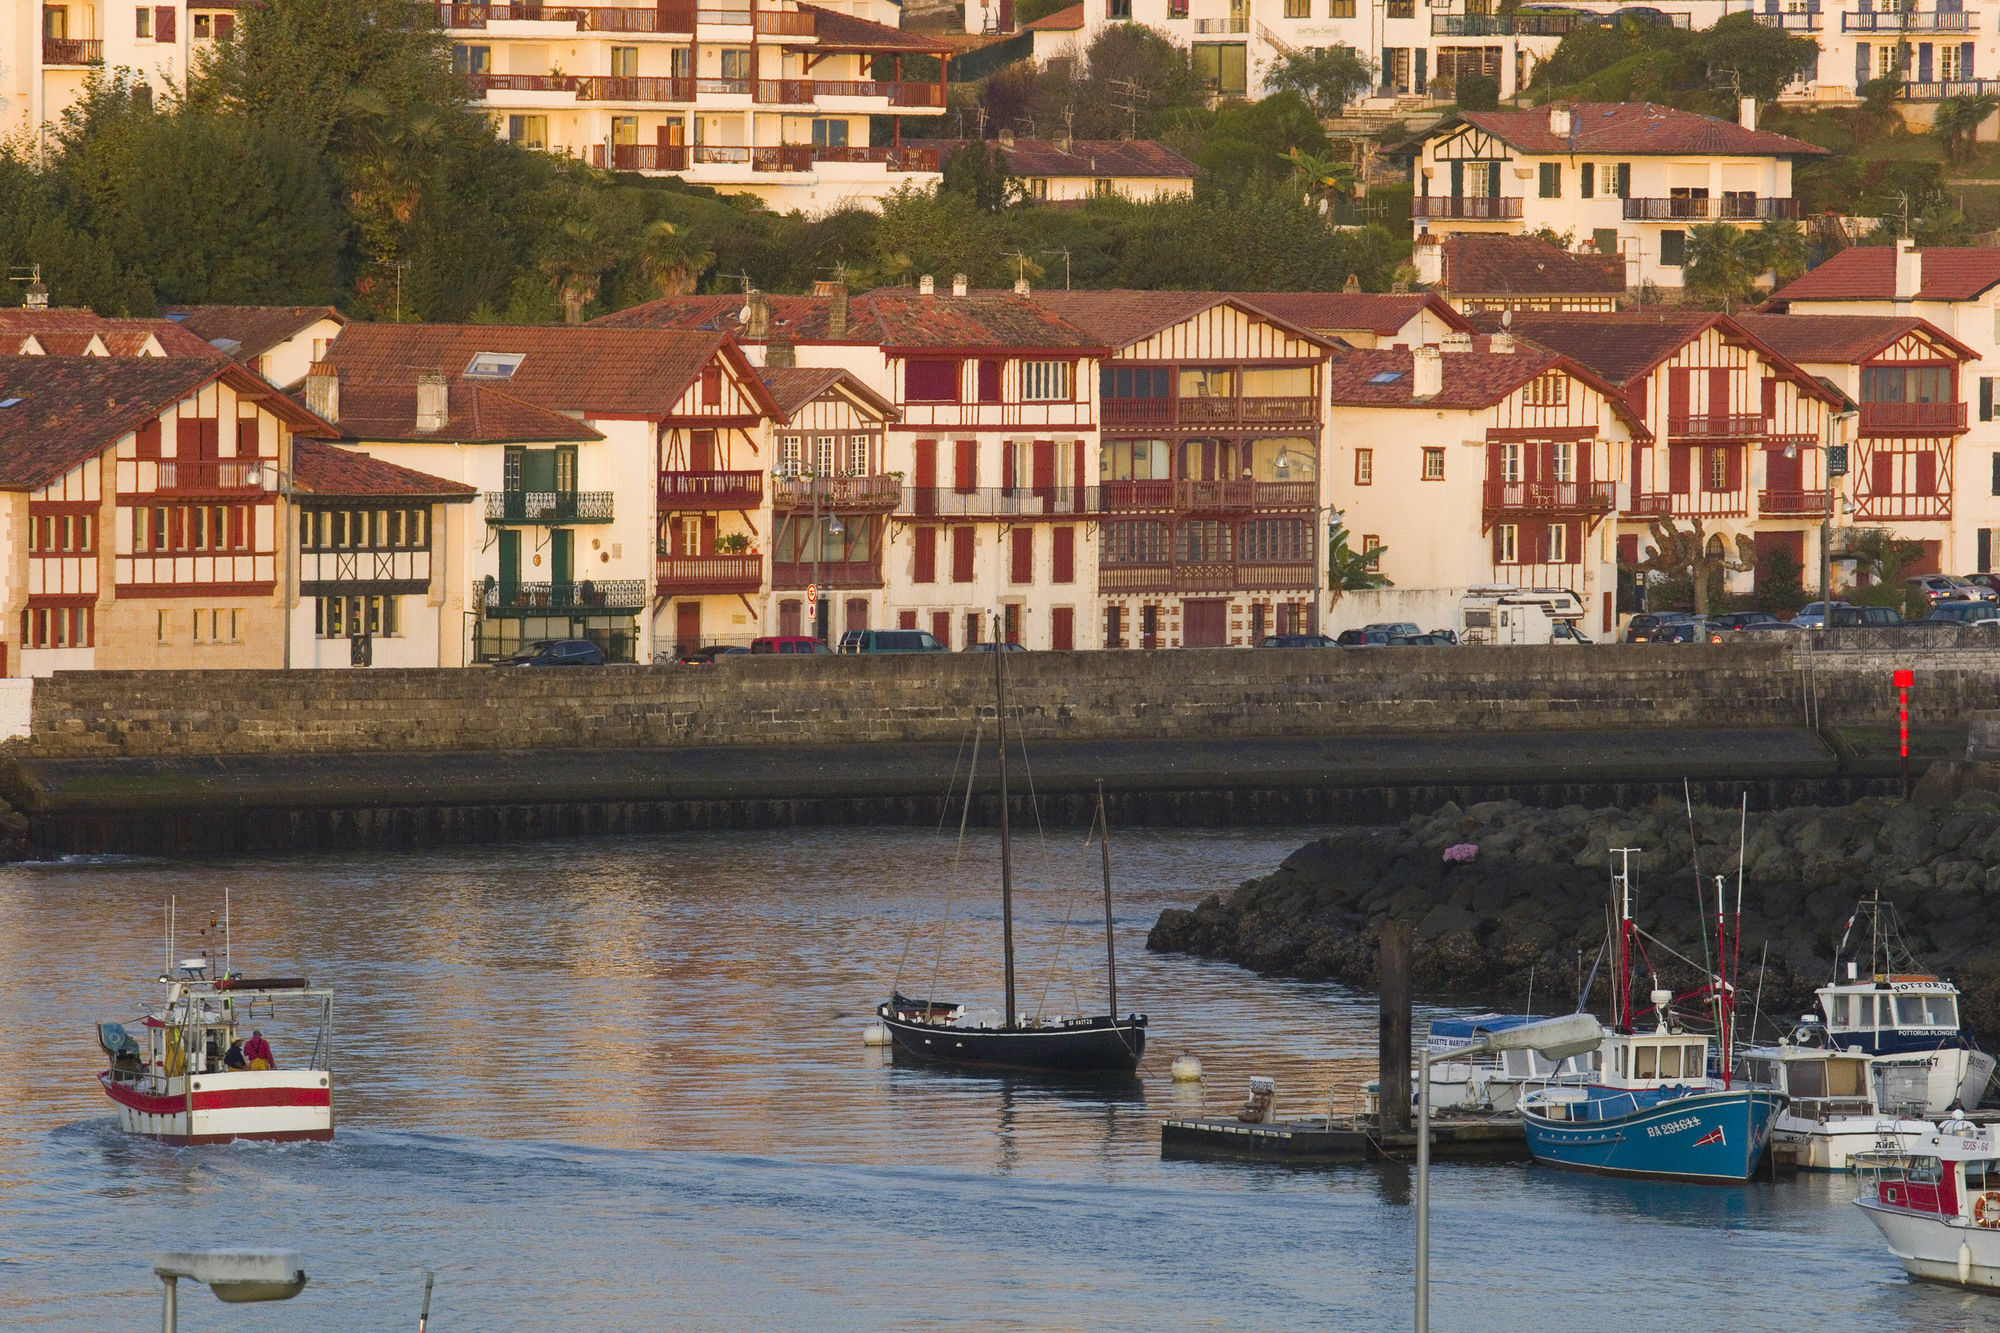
[1610,848,1641,1031]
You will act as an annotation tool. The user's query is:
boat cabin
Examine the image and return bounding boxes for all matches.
[1739,1049,1874,1122]
[1866,1131,2000,1220]
[1601,1029,1713,1089]
[1820,978,1961,1048]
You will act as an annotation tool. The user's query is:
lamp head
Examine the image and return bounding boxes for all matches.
[1478,1012,1602,1063]
[155,1250,308,1304]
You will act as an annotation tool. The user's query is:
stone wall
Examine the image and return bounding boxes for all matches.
[17,638,1997,760]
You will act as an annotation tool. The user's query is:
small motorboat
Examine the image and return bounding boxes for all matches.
[98,948,334,1145]
[1738,1028,1939,1171]
[1425,1013,1595,1113]
[1855,1121,2000,1291]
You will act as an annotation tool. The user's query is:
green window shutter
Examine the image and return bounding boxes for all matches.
[1660,229,1686,267]
[1539,162,1560,198]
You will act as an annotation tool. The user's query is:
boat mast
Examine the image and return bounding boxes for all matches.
[1096,780,1117,1021]
[993,615,1017,1030]
[1611,849,1639,1030]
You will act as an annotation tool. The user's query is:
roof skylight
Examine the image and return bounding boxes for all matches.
[1368,371,1404,384]
[463,351,526,380]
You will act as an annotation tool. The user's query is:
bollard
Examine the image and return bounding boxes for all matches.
[1379,920,1414,1133]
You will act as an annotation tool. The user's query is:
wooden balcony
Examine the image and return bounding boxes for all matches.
[468,72,578,96]
[154,458,264,492]
[1482,479,1617,515]
[1627,489,1749,519]
[485,490,615,524]
[656,554,763,595]
[1102,395,1317,426]
[901,486,1092,518]
[1843,8,1972,29]
[815,144,940,171]
[772,474,903,510]
[771,557,883,590]
[660,471,763,509]
[1622,197,1802,221]
[1859,400,1967,435]
[754,8,815,33]
[1667,413,1765,440]
[1097,561,1314,594]
[479,578,644,615]
[438,2,698,30]
[577,75,693,102]
[1757,488,1832,516]
[1097,480,1316,513]
[1412,196,1523,220]
[43,37,103,64]
[1433,11,1582,32]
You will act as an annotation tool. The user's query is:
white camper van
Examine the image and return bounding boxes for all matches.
[1457,586,1592,646]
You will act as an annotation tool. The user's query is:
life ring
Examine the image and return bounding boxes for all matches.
[1972,1191,2000,1229]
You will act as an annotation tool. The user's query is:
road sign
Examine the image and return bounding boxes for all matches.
[806,582,818,618]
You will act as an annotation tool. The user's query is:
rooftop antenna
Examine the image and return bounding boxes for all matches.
[1107,78,1148,137]
[1001,249,1034,283]
[1040,247,1072,290]
[8,263,48,310]
[382,259,410,323]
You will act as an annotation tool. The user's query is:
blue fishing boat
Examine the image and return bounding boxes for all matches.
[1517,843,1785,1183]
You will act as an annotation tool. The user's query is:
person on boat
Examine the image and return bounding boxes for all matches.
[243,1029,273,1070]
[223,1038,247,1070]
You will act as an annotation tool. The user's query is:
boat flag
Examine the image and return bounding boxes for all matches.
[1837,914,1856,958]
[1693,1127,1725,1148]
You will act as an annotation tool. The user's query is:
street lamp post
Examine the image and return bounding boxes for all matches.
[808,470,844,643]
[1821,409,1858,621]
[154,1250,308,1333]
[1414,1012,1600,1333]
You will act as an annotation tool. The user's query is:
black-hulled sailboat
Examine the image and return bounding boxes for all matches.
[877,628,1146,1074]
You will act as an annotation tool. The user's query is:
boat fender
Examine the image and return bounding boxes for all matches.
[862,1022,893,1047]
[1973,1192,2000,1230]
[1170,1053,1204,1083]
[1961,1241,1975,1284]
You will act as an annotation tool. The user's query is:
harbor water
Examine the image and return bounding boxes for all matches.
[0,825,1985,1330]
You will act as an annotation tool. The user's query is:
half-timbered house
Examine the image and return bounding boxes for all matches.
[1324,336,1643,636]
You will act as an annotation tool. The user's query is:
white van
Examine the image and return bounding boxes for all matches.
[1458,586,1592,646]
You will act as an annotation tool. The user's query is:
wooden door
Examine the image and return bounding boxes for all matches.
[931,610,952,649]
[1051,606,1074,651]
[845,598,868,634]
[689,430,715,473]
[675,601,701,654]
[779,599,801,636]
[1183,598,1227,647]
[498,529,520,600]
[550,529,573,587]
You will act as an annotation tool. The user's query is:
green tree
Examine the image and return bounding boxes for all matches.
[1193,92,1331,197]
[941,138,1013,212]
[1682,224,1762,308]
[539,213,623,324]
[1281,146,1355,217]
[1634,518,1753,616]
[1326,524,1391,608]
[1692,14,1818,105]
[1837,527,1927,588]
[1749,217,1809,286]
[635,219,714,297]
[1456,73,1500,111]
[1263,46,1372,117]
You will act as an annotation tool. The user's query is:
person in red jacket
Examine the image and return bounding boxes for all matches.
[242,1029,274,1070]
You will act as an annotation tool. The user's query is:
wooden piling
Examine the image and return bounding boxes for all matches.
[1379,920,1414,1134]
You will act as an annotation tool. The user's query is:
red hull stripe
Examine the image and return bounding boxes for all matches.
[159,1130,335,1146]
[101,1076,330,1115]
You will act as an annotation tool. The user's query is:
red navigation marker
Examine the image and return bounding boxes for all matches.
[1893,668,1914,797]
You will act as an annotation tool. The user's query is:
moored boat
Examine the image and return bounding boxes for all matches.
[1738,1037,1937,1172]
[1425,1013,1595,1113]
[1854,1123,2000,1291]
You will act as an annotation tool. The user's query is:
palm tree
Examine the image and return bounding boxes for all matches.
[1683,224,1761,310]
[538,216,622,324]
[1281,146,1355,218]
[1325,524,1391,610]
[1934,92,1999,163]
[635,220,714,298]
[1752,218,1810,287]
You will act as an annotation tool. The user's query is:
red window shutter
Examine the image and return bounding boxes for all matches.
[214,12,233,37]
[155,6,174,40]
[1873,450,1895,495]
[236,416,260,458]
[177,419,202,458]
[701,365,721,406]
[1707,367,1730,427]
[1917,451,1938,495]
[1051,606,1074,651]
[689,430,714,473]
[899,610,917,630]
[1668,444,1691,494]
[1485,440,1504,481]
[1565,521,1582,564]
[1617,533,1638,567]
[1073,445,1086,494]
[136,419,161,459]
[1761,375,1778,423]
[1630,441,1645,496]
[1010,527,1033,584]
[1052,525,1075,584]
[1724,445,1743,492]
[977,359,1001,403]
[907,360,960,402]
[1667,368,1689,427]
[1537,441,1556,483]
[1032,440,1055,494]
[913,439,937,489]
[913,526,936,583]
[954,439,976,493]
[699,516,716,554]
[951,526,974,582]
[931,610,952,648]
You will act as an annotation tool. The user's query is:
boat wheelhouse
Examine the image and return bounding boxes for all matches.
[1855,1125,2000,1291]
[1424,1013,1597,1112]
[1738,1043,1932,1171]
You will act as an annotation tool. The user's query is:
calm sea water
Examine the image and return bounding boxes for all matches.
[0,826,1985,1330]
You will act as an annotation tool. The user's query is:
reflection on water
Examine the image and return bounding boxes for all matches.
[0,827,1983,1329]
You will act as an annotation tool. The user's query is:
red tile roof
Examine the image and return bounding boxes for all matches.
[1033,290,1331,352]
[290,439,477,499]
[162,305,346,360]
[333,381,605,444]
[759,366,897,423]
[1770,246,2000,304]
[941,138,1198,179]
[1436,234,1626,298]
[0,357,330,491]
[1234,290,1475,337]
[1325,340,1643,430]
[0,308,224,359]
[593,294,883,343]
[596,290,1099,352]
[1731,313,1978,365]
[799,4,952,52]
[1446,103,1826,158]
[1462,310,1842,404]
[1022,2,1083,28]
[323,324,776,417]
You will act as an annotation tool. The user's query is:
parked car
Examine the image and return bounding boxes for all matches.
[1260,634,1338,648]
[838,629,946,654]
[966,640,1028,652]
[750,636,832,655]
[1906,574,1987,605]
[1706,611,1783,633]
[678,644,748,665]
[1653,618,1715,644]
[1828,604,1907,628]
[1961,573,2000,596]
[1926,601,2000,625]
[1623,612,1697,643]
[1336,628,1394,647]
[497,638,604,667]
[1790,601,1850,629]
[1739,619,1804,633]
[1387,631,1460,646]
[1363,621,1422,638]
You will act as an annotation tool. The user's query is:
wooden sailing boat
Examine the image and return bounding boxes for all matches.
[877,624,1147,1074]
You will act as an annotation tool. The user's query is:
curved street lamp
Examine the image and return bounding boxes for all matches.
[155,1250,307,1331]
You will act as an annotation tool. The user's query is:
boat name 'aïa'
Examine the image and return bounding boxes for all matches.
[1648,1116,1704,1138]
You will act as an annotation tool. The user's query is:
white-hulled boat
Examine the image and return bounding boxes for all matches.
[1855,1122,2000,1291]
[97,955,334,1145]
[1737,1038,1934,1171]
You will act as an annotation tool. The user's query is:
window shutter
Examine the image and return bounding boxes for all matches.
[1725,445,1744,493]
[954,439,976,492]
[1413,47,1426,94]
[1919,42,1933,83]
[1492,526,1506,564]
[700,364,721,406]
[1580,162,1594,198]
[1991,450,2000,496]
[1761,375,1779,423]
[1857,42,1869,88]
[1917,450,1938,494]
[1053,525,1075,583]
[977,359,1001,403]
[1660,229,1685,267]
[156,6,174,40]
[1873,450,1895,495]
[1010,527,1033,584]
[136,419,161,459]
[237,415,261,458]
[1668,444,1692,494]
[1963,42,1974,76]
[1616,163,1630,199]
[1982,377,1993,422]
[1032,440,1055,494]
[913,526,936,583]
[1488,161,1501,198]
[951,526,974,582]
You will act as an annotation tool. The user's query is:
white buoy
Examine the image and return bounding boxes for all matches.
[862,1021,893,1047]
[1961,1241,1974,1285]
[1170,1053,1204,1083]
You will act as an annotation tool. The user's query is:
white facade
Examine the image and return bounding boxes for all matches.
[0,0,232,144]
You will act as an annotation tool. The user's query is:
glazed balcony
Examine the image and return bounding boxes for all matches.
[478,578,644,615]
[1667,412,1765,440]
[1859,400,1967,435]
[1097,480,1317,513]
[153,458,264,492]
[1412,196,1523,220]
[901,486,1091,518]
[1097,561,1315,594]
[1843,8,1973,29]
[485,490,616,524]
[43,37,103,64]
[772,474,903,510]
[1481,479,1617,515]
[660,471,763,509]
[1757,488,1833,516]
[1101,395,1317,426]
[655,554,763,595]
[771,557,884,590]
[1622,197,1802,221]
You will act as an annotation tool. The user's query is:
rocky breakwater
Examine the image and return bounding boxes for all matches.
[1149,792,2000,1036]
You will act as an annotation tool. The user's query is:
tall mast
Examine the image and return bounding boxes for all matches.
[994,616,1017,1029]
[1096,780,1117,1020]
[1611,849,1639,1030]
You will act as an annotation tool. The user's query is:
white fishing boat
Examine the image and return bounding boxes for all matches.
[1855,1122,2000,1291]
[1737,1038,1934,1171]
[96,901,333,1145]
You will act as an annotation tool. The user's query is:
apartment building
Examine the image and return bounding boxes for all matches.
[1405,101,1825,291]
[1324,334,1642,636]
[0,354,337,675]
[0,0,242,143]
[1735,312,1978,578]
[1416,232,1627,312]
[162,306,349,390]
[1765,242,2000,577]
[442,0,951,209]
[316,323,779,663]
[1470,311,1846,603]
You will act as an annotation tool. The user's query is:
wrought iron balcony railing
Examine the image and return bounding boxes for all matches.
[485,490,615,523]
[478,578,645,614]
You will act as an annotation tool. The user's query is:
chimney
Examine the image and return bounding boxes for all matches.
[1739,96,1758,130]
[1895,237,1922,302]
[766,339,796,369]
[745,288,770,339]
[1343,273,1361,294]
[820,280,849,339]
[24,281,48,311]
[952,273,969,297]
[415,369,448,433]
[1548,105,1572,137]
[1413,234,1443,287]
[1439,330,1472,354]
[919,274,935,296]
[1490,331,1516,355]
[1013,276,1031,296]
[305,362,339,423]
[1411,346,1442,399]
[998,128,1015,148]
